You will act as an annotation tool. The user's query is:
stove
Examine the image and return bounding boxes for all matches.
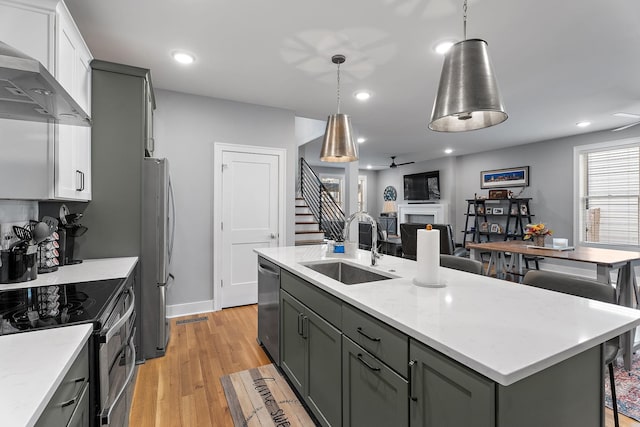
[0,279,123,335]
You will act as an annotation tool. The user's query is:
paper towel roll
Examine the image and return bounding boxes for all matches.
[413,228,445,287]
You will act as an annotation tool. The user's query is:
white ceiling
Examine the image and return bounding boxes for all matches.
[65,0,640,169]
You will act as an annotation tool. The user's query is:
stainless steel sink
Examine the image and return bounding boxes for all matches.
[303,261,395,285]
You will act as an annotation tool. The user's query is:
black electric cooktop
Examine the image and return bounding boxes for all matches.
[0,278,123,335]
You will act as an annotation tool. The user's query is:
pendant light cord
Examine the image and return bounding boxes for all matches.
[336,62,341,114]
[463,0,468,40]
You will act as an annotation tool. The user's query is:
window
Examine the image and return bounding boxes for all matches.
[319,174,367,212]
[319,174,344,208]
[358,175,367,212]
[577,140,640,246]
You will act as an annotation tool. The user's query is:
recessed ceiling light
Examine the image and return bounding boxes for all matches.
[434,41,455,55]
[367,164,372,169]
[357,137,366,144]
[444,148,453,154]
[576,121,591,128]
[172,51,195,64]
[354,91,371,101]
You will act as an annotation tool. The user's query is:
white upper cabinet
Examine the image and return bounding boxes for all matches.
[54,1,92,200]
[0,0,92,201]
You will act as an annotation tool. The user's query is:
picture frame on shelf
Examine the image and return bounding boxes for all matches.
[480,222,489,232]
[488,189,509,199]
[485,207,493,214]
[493,207,504,215]
[481,166,530,189]
[520,204,528,215]
[490,223,501,233]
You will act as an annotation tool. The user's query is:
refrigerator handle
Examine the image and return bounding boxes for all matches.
[168,178,176,263]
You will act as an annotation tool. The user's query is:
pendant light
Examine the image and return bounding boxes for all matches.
[429,0,507,132]
[320,54,358,162]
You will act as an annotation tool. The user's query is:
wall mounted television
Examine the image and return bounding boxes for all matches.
[403,170,440,201]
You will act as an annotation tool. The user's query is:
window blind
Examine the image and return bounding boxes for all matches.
[583,146,640,245]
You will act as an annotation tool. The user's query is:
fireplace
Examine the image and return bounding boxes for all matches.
[396,203,449,234]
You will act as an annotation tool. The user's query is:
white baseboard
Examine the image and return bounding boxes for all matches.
[167,299,217,318]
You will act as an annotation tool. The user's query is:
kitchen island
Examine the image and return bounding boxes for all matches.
[256,245,640,427]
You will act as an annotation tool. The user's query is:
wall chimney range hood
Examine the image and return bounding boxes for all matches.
[0,41,90,126]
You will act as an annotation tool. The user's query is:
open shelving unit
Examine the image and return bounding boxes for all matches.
[463,198,534,246]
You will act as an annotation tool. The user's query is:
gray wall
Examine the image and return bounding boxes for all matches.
[454,127,640,247]
[152,89,296,307]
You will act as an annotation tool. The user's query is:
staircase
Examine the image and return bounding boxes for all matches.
[295,197,325,245]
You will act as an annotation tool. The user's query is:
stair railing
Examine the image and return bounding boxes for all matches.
[299,157,345,240]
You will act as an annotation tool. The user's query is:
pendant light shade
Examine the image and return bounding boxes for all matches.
[320,113,358,162]
[429,39,507,132]
[320,55,358,162]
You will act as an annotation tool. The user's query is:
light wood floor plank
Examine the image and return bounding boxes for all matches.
[130,304,639,427]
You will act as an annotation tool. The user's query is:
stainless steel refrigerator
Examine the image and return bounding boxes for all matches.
[141,157,175,360]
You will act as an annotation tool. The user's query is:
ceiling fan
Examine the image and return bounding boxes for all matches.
[389,156,415,168]
[611,112,640,132]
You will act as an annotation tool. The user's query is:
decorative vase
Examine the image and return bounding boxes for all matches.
[533,235,546,247]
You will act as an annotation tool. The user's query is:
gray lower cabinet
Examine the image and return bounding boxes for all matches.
[35,342,90,427]
[409,339,495,427]
[280,290,342,427]
[342,336,408,427]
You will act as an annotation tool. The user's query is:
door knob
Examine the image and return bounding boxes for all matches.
[270,233,277,239]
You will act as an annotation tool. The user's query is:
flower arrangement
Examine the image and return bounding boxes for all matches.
[523,223,553,240]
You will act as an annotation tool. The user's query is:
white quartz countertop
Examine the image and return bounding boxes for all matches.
[0,257,138,291]
[0,324,93,427]
[256,245,640,385]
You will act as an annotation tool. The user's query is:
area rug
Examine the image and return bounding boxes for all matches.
[606,353,640,421]
[220,364,315,427]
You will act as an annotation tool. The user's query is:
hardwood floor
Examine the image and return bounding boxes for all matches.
[130,305,271,427]
[130,304,639,427]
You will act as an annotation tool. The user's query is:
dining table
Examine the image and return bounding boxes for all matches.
[466,239,640,370]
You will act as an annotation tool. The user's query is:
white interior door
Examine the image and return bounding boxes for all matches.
[221,151,279,308]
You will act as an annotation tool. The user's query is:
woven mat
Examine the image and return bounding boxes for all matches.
[606,353,640,421]
[220,364,315,427]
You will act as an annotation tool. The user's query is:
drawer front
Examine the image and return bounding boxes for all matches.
[35,343,90,427]
[342,303,408,377]
[281,269,341,329]
[342,336,408,427]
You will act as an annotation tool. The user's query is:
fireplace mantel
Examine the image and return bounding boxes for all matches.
[396,203,449,234]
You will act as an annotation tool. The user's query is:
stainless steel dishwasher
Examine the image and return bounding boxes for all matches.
[258,256,281,365]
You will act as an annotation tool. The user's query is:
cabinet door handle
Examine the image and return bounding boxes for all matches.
[356,353,381,372]
[409,360,417,401]
[297,313,303,336]
[302,315,308,339]
[357,327,381,342]
[80,171,85,191]
[75,170,82,191]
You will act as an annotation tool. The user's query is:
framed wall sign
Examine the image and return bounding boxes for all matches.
[481,166,529,189]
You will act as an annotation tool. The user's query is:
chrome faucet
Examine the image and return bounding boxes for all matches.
[343,211,381,266]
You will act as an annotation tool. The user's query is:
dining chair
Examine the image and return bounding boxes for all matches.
[358,222,385,251]
[440,254,483,274]
[399,223,467,260]
[522,270,620,427]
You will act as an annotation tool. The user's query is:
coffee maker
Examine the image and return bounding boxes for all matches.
[58,208,88,266]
